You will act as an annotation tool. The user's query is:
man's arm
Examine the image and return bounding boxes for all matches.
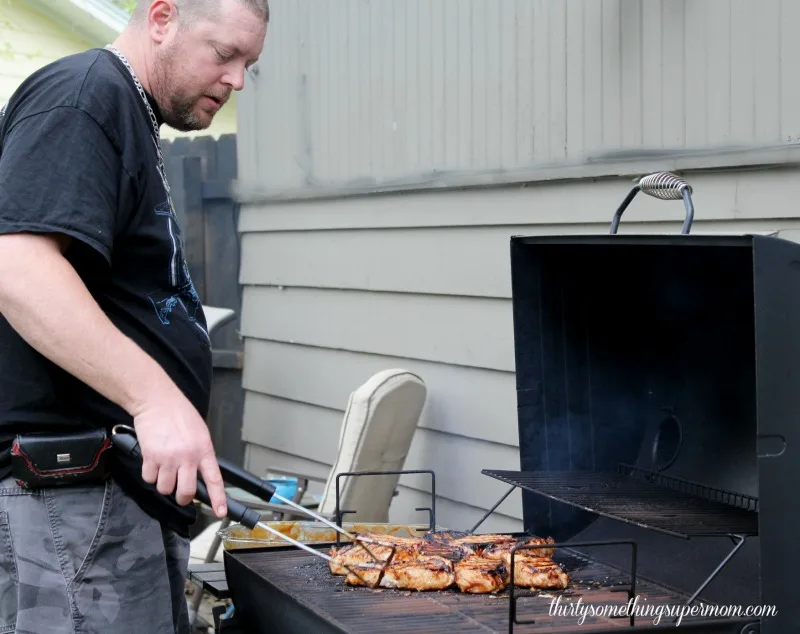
[0,231,228,516]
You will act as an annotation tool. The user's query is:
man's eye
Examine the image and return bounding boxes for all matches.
[215,48,233,62]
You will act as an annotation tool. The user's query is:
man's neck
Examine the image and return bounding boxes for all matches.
[106,31,166,127]
[109,31,154,95]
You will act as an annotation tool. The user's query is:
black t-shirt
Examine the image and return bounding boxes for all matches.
[0,48,213,536]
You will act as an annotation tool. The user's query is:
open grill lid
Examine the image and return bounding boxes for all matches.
[500,173,797,541]
[482,172,800,634]
[504,229,765,541]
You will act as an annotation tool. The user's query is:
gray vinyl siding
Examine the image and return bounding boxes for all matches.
[235,0,800,533]
[239,0,800,194]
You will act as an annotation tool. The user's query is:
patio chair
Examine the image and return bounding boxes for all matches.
[203,305,236,335]
[189,367,428,564]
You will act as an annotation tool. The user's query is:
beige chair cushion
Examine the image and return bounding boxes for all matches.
[317,369,426,522]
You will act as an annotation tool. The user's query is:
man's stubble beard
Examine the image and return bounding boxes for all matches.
[151,48,209,132]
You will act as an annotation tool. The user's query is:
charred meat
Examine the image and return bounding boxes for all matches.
[356,534,423,550]
[419,531,476,560]
[451,533,517,550]
[508,556,569,590]
[343,562,385,588]
[328,541,415,576]
[328,530,569,594]
[424,530,470,542]
[343,553,455,591]
[483,535,556,560]
[380,555,455,591]
[418,540,472,562]
[454,555,508,594]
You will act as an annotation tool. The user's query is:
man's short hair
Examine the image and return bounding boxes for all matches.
[132,0,269,25]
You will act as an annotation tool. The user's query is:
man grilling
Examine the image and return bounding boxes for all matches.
[0,1,267,631]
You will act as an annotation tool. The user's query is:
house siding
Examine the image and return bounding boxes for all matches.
[237,0,800,532]
[238,0,800,193]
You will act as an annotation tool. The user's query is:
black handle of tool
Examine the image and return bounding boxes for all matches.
[110,430,262,530]
[217,457,277,504]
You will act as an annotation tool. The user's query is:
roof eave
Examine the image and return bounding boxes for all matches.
[26,0,129,46]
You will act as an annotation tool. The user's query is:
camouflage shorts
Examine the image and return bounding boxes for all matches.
[0,476,190,634]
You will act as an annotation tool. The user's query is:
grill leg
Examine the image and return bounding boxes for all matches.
[675,534,747,622]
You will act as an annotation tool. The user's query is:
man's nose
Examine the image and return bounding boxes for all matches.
[222,67,246,91]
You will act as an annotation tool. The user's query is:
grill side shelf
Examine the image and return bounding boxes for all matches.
[481,465,759,539]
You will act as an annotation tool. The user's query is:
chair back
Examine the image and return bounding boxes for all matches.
[317,369,427,522]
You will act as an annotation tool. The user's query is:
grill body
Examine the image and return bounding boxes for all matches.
[505,232,800,633]
[223,544,757,633]
[219,231,787,634]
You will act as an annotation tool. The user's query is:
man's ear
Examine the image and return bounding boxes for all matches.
[147,0,177,43]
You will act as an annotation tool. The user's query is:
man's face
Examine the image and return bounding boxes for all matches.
[150,0,267,131]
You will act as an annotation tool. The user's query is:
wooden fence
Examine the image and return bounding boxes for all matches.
[163,134,245,467]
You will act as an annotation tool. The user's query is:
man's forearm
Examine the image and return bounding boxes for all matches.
[0,233,174,417]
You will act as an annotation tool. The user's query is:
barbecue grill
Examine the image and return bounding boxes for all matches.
[221,173,793,633]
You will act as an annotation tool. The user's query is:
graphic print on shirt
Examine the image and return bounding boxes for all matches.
[146,197,209,342]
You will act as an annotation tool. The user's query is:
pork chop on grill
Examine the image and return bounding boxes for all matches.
[451,533,517,550]
[418,531,477,559]
[355,533,423,549]
[418,540,473,562]
[482,535,555,560]
[328,528,569,593]
[454,555,509,594]
[343,562,385,587]
[344,554,456,591]
[328,541,416,576]
[424,530,468,541]
[506,556,569,590]
[380,554,455,591]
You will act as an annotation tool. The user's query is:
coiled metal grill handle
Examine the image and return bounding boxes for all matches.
[638,172,692,201]
[610,171,695,234]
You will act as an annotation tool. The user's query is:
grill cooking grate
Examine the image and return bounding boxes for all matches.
[224,543,750,633]
[481,465,759,539]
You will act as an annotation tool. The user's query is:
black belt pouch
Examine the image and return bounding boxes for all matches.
[10,428,112,489]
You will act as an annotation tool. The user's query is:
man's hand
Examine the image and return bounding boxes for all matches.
[0,232,227,518]
[131,383,228,514]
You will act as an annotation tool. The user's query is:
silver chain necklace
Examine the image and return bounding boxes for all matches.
[104,44,171,198]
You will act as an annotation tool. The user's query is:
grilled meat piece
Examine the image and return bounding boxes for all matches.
[330,528,569,593]
[507,556,569,590]
[423,530,469,542]
[345,554,455,591]
[328,542,415,576]
[344,563,385,588]
[354,535,421,565]
[454,555,509,594]
[420,531,475,560]
[418,540,472,561]
[451,533,517,550]
[483,535,556,560]
[380,555,455,591]
[356,533,423,550]
[328,544,377,576]
[519,535,555,558]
